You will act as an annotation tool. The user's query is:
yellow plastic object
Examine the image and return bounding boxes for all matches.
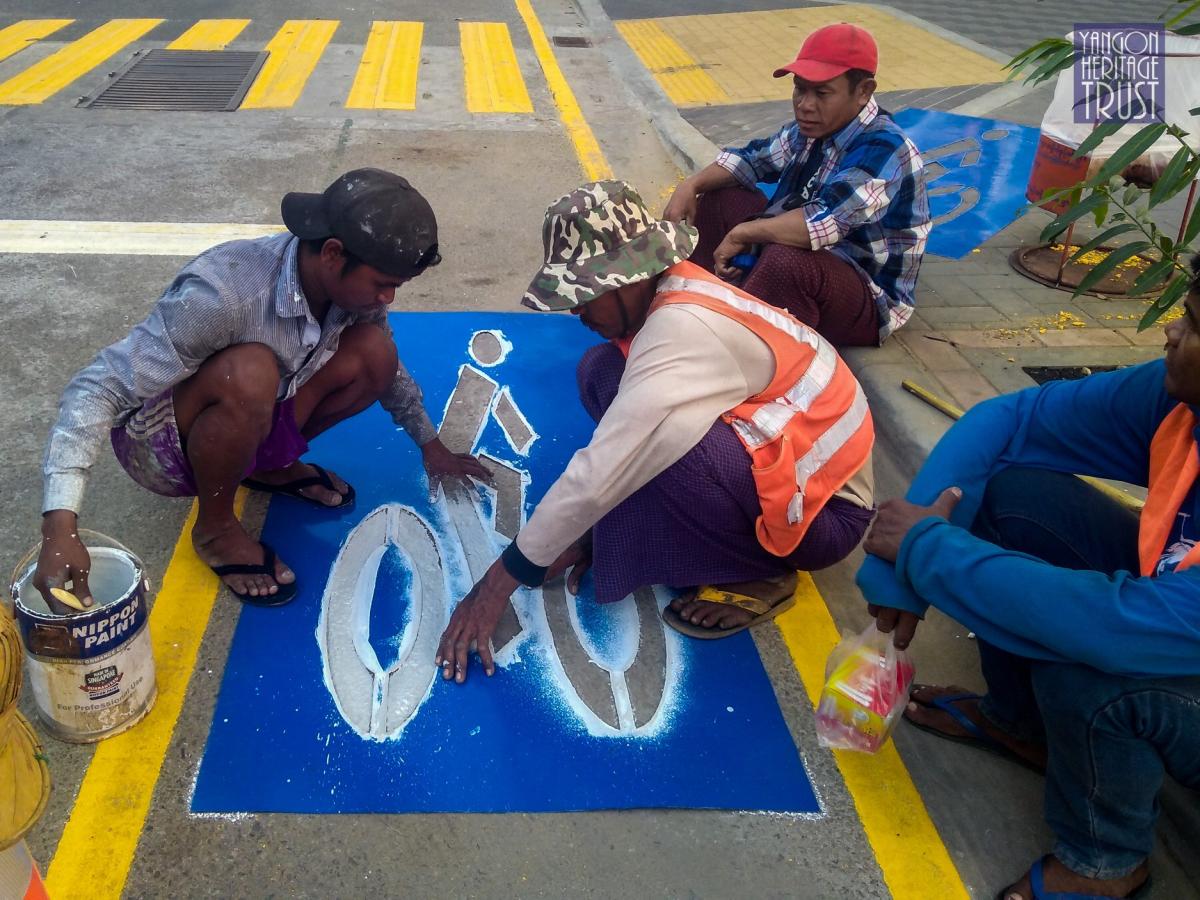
[49,588,86,612]
[0,606,51,850]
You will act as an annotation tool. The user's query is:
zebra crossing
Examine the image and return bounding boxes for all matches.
[0,17,540,113]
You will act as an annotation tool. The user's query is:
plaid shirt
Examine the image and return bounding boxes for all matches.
[715,98,930,340]
[43,233,437,513]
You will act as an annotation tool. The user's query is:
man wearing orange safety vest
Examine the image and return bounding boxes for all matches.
[436,180,875,681]
[857,256,1200,900]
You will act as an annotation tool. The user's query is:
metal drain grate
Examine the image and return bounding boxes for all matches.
[552,35,593,47]
[79,49,267,111]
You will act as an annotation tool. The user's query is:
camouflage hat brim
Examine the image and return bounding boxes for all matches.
[521,219,698,312]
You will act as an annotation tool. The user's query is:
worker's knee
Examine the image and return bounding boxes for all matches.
[183,343,280,423]
[336,324,398,395]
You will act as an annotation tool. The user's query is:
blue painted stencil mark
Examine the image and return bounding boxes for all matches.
[893,109,1040,259]
[192,313,820,815]
[756,111,1039,260]
[368,546,414,672]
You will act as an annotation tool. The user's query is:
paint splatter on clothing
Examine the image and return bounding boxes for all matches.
[111,389,309,498]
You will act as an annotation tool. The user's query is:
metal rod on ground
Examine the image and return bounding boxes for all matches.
[1054,221,1076,286]
[900,380,1144,511]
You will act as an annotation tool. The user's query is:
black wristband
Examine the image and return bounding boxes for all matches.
[501,541,548,588]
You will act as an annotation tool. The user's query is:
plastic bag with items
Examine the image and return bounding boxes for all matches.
[815,622,915,753]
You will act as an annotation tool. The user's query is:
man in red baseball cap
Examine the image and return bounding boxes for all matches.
[664,22,929,347]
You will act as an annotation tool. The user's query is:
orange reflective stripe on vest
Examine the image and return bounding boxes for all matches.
[652,261,873,556]
[1140,403,1200,576]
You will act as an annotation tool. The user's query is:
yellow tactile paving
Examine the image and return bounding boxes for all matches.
[0,19,73,64]
[619,5,1008,108]
[347,21,423,110]
[167,19,251,51]
[614,19,730,107]
[242,19,339,109]
[0,18,162,105]
[460,21,533,114]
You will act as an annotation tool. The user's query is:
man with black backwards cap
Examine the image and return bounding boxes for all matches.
[36,169,489,612]
[663,23,930,347]
[436,181,875,684]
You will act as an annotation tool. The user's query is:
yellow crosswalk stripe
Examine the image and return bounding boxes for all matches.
[615,19,730,108]
[0,18,162,105]
[0,19,73,64]
[242,19,338,109]
[167,19,251,51]
[347,20,422,110]
[460,22,532,114]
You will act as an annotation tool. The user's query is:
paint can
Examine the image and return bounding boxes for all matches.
[1025,133,1090,215]
[7,531,156,743]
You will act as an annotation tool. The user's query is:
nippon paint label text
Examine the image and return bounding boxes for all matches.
[72,597,142,650]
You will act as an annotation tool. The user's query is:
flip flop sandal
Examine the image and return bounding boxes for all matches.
[662,572,798,640]
[906,689,1046,775]
[211,542,298,607]
[995,856,1153,900]
[243,463,355,510]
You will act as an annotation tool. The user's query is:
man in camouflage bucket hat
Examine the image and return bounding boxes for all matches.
[436,180,876,683]
[522,181,697,312]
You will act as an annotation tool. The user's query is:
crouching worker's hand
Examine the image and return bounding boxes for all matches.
[35,510,95,615]
[544,532,593,595]
[436,559,518,684]
[421,436,494,497]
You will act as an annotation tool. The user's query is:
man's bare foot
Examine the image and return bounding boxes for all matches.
[667,575,797,632]
[1000,855,1149,900]
[905,684,1048,772]
[193,522,295,599]
[245,461,351,507]
[669,590,756,631]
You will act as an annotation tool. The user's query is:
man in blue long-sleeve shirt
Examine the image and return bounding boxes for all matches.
[857,258,1200,899]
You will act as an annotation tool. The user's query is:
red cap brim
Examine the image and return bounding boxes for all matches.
[772,59,852,83]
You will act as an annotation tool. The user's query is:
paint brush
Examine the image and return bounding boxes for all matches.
[49,588,87,613]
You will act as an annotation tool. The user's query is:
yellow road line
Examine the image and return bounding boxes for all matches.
[0,18,162,105]
[242,19,339,109]
[0,19,73,65]
[167,19,251,51]
[460,22,533,114]
[347,20,423,110]
[776,574,970,900]
[45,494,247,900]
[512,0,611,181]
[0,219,279,255]
[614,19,729,107]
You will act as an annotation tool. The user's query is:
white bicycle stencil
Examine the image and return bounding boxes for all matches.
[317,330,678,741]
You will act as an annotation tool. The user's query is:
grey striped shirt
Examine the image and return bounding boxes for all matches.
[43,233,437,513]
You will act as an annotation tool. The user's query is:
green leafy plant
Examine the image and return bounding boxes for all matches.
[1006,1,1200,329]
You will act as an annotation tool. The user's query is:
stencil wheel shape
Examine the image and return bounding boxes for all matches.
[543,582,668,733]
[318,504,445,741]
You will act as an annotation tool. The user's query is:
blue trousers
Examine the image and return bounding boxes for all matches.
[969,468,1200,879]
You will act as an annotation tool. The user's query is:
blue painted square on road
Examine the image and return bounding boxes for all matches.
[191,312,820,815]
[892,109,1040,259]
